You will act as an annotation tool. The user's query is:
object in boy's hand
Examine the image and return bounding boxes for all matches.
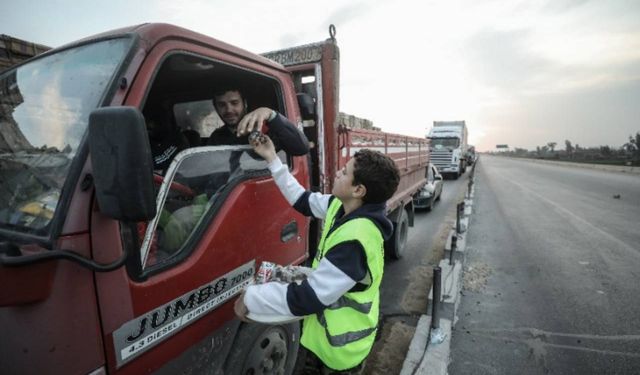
[274,265,313,284]
[256,261,276,284]
[248,130,262,143]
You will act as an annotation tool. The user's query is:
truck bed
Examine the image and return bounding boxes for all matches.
[338,126,429,213]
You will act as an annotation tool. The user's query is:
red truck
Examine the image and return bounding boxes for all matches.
[0,23,428,374]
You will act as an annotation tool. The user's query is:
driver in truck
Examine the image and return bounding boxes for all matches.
[207,85,309,156]
[235,134,400,374]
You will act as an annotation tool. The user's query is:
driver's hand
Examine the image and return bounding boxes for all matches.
[236,107,272,137]
[250,134,277,163]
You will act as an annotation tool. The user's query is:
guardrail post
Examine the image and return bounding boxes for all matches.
[456,202,464,234]
[449,235,457,265]
[431,266,442,329]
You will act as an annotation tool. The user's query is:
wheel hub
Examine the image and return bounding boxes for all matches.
[243,327,288,375]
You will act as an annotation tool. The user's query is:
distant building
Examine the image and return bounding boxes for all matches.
[0,34,50,71]
[338,112,380,131]
[0,70,32,152]
[1,35,50,152]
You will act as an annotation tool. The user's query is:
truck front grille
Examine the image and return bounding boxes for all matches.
[430,150,453,167]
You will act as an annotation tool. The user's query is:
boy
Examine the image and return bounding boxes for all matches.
[234,134,400,373]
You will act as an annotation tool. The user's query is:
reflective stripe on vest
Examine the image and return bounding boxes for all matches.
[327,296,372,314]
[316,311,377,347]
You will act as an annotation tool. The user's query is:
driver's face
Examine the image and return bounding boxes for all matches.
[213,90,246,128]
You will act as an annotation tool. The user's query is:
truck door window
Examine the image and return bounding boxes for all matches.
[140,146,270,269]
[142,53,286,146]
[136,52,293,271]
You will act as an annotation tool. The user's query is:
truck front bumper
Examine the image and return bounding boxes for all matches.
[438,165,459,173]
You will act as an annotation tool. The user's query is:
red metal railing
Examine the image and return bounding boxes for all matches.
[337,127,429,174]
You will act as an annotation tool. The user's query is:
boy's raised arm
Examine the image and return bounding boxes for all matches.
[251,135,330,218]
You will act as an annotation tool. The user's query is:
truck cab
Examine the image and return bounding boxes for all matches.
[0,23,310,375]
[428,121,468,179]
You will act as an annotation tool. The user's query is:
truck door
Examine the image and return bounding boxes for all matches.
[92,41,310,374]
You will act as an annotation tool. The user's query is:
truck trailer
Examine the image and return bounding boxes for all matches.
[0,23,428,375]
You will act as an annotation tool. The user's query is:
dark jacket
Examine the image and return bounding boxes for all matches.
[207,112,309,155]
[150,128,190,174]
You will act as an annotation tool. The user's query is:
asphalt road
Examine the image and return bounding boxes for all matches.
[449,156,640,375]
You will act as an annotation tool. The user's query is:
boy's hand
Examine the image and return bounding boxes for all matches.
[234,291,252,322]
[250,134,277,163]
[236,107,272,137]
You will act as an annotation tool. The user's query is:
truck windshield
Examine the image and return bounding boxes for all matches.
[0,38,131,235]
[431,138,460,149]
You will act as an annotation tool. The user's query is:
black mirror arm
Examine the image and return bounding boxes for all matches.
[0,246,128,272]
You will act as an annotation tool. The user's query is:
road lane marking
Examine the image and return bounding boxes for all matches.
[474,332,640,358]
[468,327,640,358]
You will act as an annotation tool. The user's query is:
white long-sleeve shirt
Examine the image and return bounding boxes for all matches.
[243,158,375,320]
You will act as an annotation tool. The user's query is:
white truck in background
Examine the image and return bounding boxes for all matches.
[428,120,468,179]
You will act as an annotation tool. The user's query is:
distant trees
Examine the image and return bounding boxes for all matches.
[538,145,549,155]
[514,147,528,156]
[547,142,557,152]
[624,132,640,160]
[565,140,573,155]
[494,132,640,166]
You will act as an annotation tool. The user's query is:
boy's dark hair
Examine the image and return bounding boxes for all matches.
[352,149,400,204]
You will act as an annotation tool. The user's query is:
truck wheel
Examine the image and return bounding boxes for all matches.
[386,208,409,260]
[224,321,300,375]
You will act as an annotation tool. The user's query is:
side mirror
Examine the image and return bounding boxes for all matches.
[296,93,316,121]
[435,175,443,181]
[88,107,156,222]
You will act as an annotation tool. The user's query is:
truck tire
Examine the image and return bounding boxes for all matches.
[224,321,300,375]
[386,208,409,260]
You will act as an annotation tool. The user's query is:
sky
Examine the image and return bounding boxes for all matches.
[4,0,640,151]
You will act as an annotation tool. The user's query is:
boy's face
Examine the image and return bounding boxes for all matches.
[332,159,358,200]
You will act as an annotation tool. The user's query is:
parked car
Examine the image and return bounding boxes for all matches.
[413,163,444,211]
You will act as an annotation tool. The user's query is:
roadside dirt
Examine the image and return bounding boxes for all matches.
[462,262,492,292]
[363,319,415,375]
[363,215,452,374]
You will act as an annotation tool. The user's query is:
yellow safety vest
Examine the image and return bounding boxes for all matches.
[300,198,384,371]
